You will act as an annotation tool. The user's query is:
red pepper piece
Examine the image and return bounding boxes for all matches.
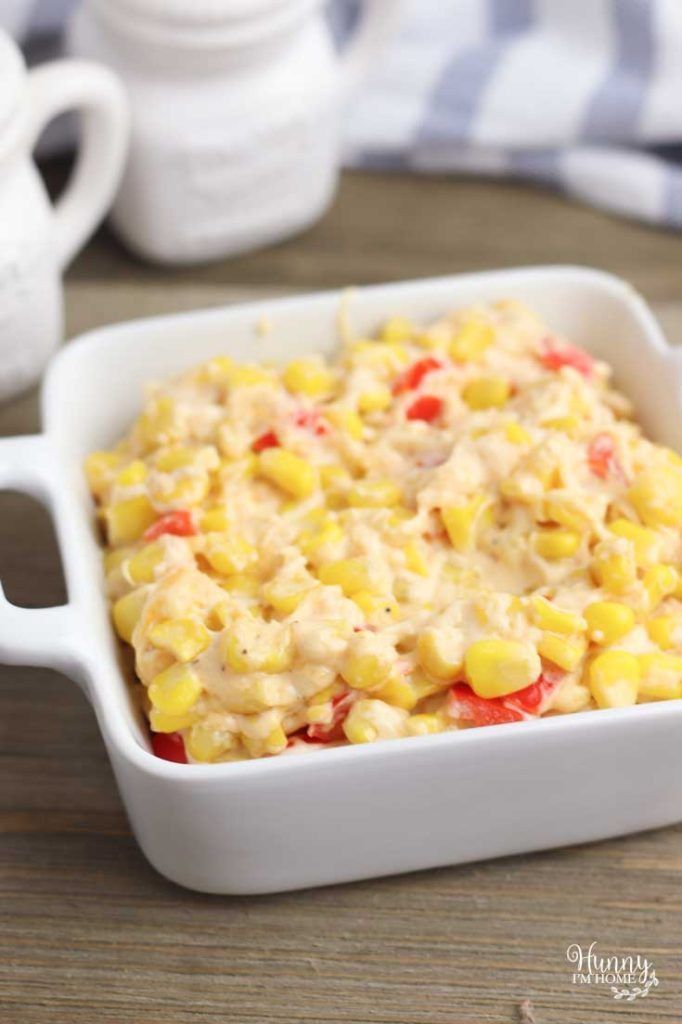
[252,430,279,452]
[392,357,442,395]
[504,671,563,715]
[151,731,188,763]
[406,394,443,423]
[294,408,329,436]
[307,691,353,743]
[540,339,594,378]
[144,509,196,541]
[587,433,625,482]
[448,683,525,726]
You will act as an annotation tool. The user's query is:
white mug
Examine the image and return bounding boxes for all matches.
[0,29,128,401]
[68,0,401,265]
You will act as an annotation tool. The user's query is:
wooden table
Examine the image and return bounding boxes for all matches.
[1,169,681,1024]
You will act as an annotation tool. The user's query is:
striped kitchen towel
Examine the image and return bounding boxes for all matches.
[8,0,682,228]
[335,0,682,228]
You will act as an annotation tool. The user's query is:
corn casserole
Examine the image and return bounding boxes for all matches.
[85,299,682,763]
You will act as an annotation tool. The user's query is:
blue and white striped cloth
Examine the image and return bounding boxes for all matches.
[8,0,682,228]
[335,0,682,228]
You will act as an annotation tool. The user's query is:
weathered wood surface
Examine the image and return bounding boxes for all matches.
[1,168,681,1023]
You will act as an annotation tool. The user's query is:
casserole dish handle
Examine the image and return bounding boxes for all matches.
[0,435,85,679]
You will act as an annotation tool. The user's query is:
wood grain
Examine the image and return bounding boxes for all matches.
[1,166,682,1024]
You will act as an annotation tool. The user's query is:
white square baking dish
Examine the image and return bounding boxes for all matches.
[2,265,682,894]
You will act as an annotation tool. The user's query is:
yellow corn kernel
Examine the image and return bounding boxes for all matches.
[646,615,680,650]
[112,588,147,643]
[198,355,234,382]
[450,319,495,362]
[204,533,257,576]
[324,405,364,441]
[374,675,417,711]
[257,448,317,499]
[346,340,409,369]
[388,506,412,527]
[462,375,510,410]
[592,552,636,595]
[637,653,682,701]
[358,388,393,414]
[441,495,489,552]
[530,596,586,635]
[341,651,393,691]
[309,681,345,708]
[148,664,203,716]
[500,477,539,504]
[504,421,531,445]
[306,701,334,725]
[107,495,157,545]
[318,558,371,596]
[380,316,414,343]
[417,628,463,680]
[186,723,234,762]
[84,450,122,497]
[320,464,351,491]
[200,507,230,533]
[543,499,588,533]
[351,591,401,622]
[104,546,132,576]
[347,478,401,508]
[537,633,587,672]
[584,601,635,646]
[227,364,274,388]
[116,459,147,487]
[298,519,344,560]
[283,358,335,397]
[343,707,378,744]
[464,639,541,698]
[127,541,164,584]
[149,617,211,662]
[550,680,591,714]
[541,415,580,436]
[643,564,679,610]
[154,474,209,508]
[219,573,260,598]
[588,650,640,709]
[136,396,177,450]
[154,446,195,472]
[608,519,661,568]
[663,446,682,467]
[415,323,450,350]
[262,577,315,615]
[533,528,581,561]
[149,708,198,734]
[410,669,448,702]
[261,725,288,756]
[404,540,429,576]
[407,713,445,736]
[629,468,682,528]
[221,625,293,675]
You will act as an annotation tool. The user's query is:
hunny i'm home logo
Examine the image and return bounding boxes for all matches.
[566,942,659,1002]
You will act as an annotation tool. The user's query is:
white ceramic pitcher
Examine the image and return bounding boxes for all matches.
[0,30,128,401]
[68,0,401,265]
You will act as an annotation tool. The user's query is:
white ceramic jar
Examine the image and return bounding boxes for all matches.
[0,30,128,401]
[68,0,400,265]
[0,0,34,42]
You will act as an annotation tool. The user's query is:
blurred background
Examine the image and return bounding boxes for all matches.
[6,0,682,234]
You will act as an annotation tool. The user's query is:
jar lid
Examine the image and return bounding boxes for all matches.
[0,33,26,142]
[92,0,319,47]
